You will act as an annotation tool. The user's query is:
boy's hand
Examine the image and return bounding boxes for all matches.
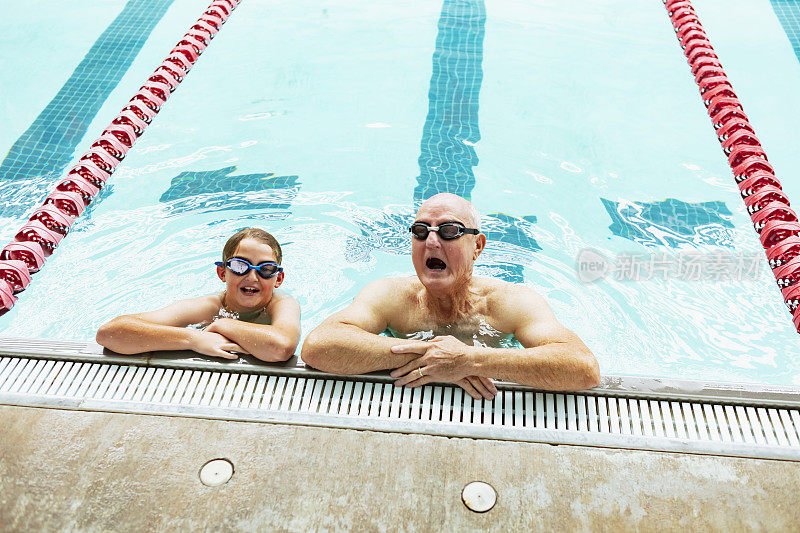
[204,318,236,337]
[190,330,248,360]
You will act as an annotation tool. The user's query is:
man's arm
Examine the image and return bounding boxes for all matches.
[471,325,600,391]
[391,284,600,391]
[300,279,419,374]
[204,291,300,362]
[302,279,497,400]
[96,295,246,359]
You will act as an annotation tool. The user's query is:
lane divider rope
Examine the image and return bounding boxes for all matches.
[663,0,800,333]
[0,0,242,316]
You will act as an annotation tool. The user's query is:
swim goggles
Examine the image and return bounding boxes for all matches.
[215,258,283,279]
[409,222,479,241]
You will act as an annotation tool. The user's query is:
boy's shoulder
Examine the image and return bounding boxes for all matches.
[132,293,223,328]
[268,289,297,305]
[263,289,301,327]
[173,293,224,319]
[193,292,225,308]
[264,289,300,315]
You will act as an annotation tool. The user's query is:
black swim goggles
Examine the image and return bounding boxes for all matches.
[409,222,479,241]
[215,258,283,279]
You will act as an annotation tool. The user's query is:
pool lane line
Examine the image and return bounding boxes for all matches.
[0,0,242,316]
[0,0,177,190]
[414,0,486,202]
[663,0,800,333]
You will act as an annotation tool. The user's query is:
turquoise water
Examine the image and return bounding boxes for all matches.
[1,0,799,386]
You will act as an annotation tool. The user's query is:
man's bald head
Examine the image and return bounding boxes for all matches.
[417,193,481,231]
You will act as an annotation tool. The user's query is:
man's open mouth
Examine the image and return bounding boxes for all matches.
[426,257,447,270]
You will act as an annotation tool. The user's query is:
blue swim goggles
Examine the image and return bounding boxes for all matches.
[215,257,283,279]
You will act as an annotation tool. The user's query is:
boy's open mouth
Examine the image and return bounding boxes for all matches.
[241,287,260,294]
[426,257,447,270]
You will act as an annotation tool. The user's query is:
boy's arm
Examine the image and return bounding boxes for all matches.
[204,291,301,362]
[96,295,246,359]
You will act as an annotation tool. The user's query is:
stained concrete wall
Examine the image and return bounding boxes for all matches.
[1,405,798,531]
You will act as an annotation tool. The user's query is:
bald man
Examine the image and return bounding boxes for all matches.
[301,193,599,400]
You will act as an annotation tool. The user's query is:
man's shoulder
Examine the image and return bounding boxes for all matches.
[473,276,537,297]
[474,277,548,313]
[353,277,419,312]
[364,276,419,295]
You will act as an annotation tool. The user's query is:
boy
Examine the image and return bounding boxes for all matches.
[96,228,300,361]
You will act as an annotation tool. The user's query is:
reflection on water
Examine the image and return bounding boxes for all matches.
[343,207,413,262]
[388,315,521,349]
[480,213,541,282]
[0,178,114,242]
[160,166,300,215]
[601,197,735,248]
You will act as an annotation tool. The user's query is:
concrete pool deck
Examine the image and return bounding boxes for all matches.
[1,404,798,531]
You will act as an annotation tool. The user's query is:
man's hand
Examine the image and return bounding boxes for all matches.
[389,336,497,400]
[192,329,248,360]
[390,335,474,382]
[454,376,498,401]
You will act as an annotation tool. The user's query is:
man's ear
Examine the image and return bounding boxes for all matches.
[473,233,487,260]
[273,271,285,288]
[216,265,226,282]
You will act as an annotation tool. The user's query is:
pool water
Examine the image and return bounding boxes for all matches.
[1,0,800,386]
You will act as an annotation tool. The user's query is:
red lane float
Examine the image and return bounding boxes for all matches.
[664,0,800,332]
[29,205,75,235]
[0,260,31,293]
[0,242,45,273]
[0,280,16,317]
[0,0,242,316]
[767,236,800,269]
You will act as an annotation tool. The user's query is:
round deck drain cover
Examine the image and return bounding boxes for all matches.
[461,481,496,512]
[199,458,234,487]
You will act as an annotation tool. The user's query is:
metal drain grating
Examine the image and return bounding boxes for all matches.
[1,338,799,461]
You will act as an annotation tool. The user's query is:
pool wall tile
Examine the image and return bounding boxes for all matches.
[770,0,800,64]
[414,0,485,202]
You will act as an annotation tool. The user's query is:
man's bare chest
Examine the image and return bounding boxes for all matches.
[387,311,516,348]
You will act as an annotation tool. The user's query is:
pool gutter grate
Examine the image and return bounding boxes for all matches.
[1,339,799,461]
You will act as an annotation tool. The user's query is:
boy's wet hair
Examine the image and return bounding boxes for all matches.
[223,228,282,265]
